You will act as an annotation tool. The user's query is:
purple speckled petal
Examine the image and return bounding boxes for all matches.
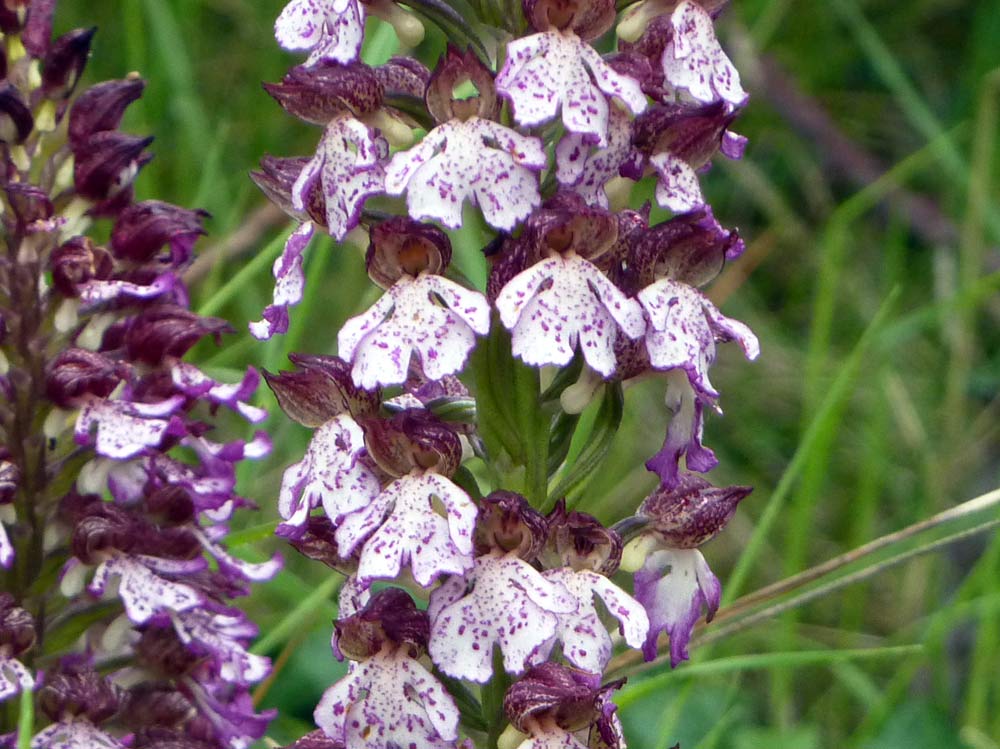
[275,0,364,65]
[384,119,545,231]
[338,274,490,388]
[250,221,315,340]
[74,396,186,460]
[0,521,13,569]
[555,106,634,209]
[428,555,577,682]
[194,528,283,583]
[88,554,201,624]
[497,32,645,144]
[720,130,748,160]
[77,273,176,307]
[31,722,125,749]
[331,576,371,660]
[315,652,459,749]
[353,472,477,587]
[638,278,759,396]
[293,116,386,240]
[662,1,747,106]
[513,729,589,749]
[634,546,720,666]
[171,608,271,684]
[645,372,716,487]
[0,657,33,703]
[496,255,645,377]
[539,568,649,672]
[650,151,704,213]
[171,363,268,423]
[278,414,380,536]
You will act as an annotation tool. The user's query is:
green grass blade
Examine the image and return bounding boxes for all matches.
[251,574,341,656]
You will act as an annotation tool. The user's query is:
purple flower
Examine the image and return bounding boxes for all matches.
[385,118,546,231]
[496,30,646,145]
[73,395,186,460]
[292,116,387,240]
[275,0,365,65]
[168,606,271,686]
[0,595,35,703]
[335,471,477,587]
[80,553,203,624]
[555,106,633,208]
[428,554,578,682]
[277,414,380,536]
[31,721,125,749]
[496,254,646,377]
[337,273,490,388]
[662,0,746,106]
[644,370,715,486]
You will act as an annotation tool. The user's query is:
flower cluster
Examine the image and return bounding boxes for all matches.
[259,0,758,746]
[0,4,277,747]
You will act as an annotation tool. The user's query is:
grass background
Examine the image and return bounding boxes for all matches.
[52,0,1000,746]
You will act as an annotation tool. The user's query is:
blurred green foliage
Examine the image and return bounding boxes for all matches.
[53,0,1000,746]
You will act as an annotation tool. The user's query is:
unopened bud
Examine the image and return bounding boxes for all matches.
[42,27,96,98]
[264,353,380,427]
[123,306,231,366]
[110,200,208,263]
[263,61,383,124]
[50,236,114,296]
[45,348,123,408]
[73,131,154,201]
[68,78,146,148]
[638,472,751,548]
[0,84,33,143]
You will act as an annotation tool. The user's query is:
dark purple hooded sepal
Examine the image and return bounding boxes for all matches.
[41,26,96,98]
[21,0,56,58]
[0,458,18,506]
[264,352,380,427]
[281,730,345,749]
[38,662,121,724]
[50,237,114,296]
[365,216,452,289]
[264,61,384,124]
[626,206,742,289]
[284,516,360,574]
[474,490,548,559]
[524,0,616,40]
[638,472,751,548]
[123,305,231,366]
[334,587,429,660]
[122,684,195,731]
[4,182,53,227]
[132,728,220,749]
[250,155,327,226]
[632,100,743,170]
[542,500,623,574]
[362,408,463,478]
[0,593,36,657]
[45,348,125,408]
[72,131,154,201]
[425,45,499,123]
[68,77,146,148]
[110,201,209,264]
[375,56,431,100]
[504,662,613,732]
[0,84,33,143]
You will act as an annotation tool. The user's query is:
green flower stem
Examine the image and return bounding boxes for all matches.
[16,684,32,749]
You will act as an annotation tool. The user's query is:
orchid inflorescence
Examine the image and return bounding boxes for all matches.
[259,0,759,747]
[0,2,280,747]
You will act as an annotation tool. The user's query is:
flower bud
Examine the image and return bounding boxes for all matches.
[73,131,154,201]
[0,84,33,144]
[50,236,115,296]
[68,78,146,148]
[263,61,383,124]
[362,409,462,478]
[4,182,53,227]
[0,593,36,656]
[504,663,602,732]
[42,27,96,98]
[284,516,360,574]
[524,0,616,40]
[638,472,751,548]
[38,667,121,724]
[122,684,194,729]
[110,201,208,264]
[264,353,380,427]
[45,348,123,408]
[123,306,231,366]
[333,588,429,660]
[542,501,622,574]
[365,217,452,288]
[426,46,498,123]
[475,491,548,559]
